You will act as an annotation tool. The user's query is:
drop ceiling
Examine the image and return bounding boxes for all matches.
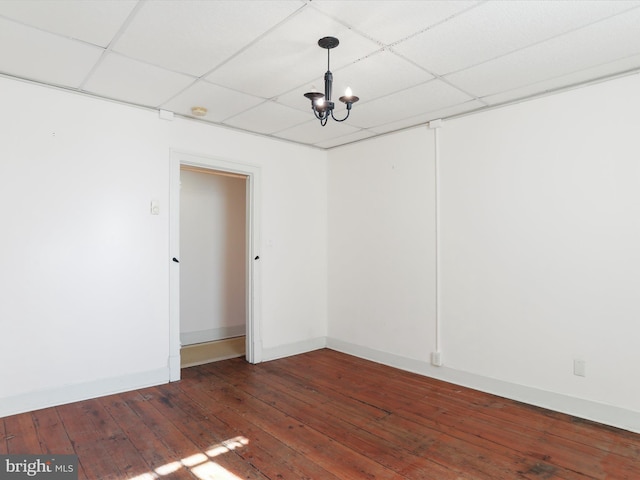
[2,0,640,149]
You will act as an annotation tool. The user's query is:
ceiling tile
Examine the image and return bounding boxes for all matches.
[0,0,137,47]
[368,99,486,134]
[392,0,640,76]
[481,54,640,106]
[82,53,195,107]
[274,117,362,145]
[327,50,434,105]
[206,6,380,99]
[444,6,640,98]
[310,0,480,45]
[112,1,305,77]
[315,130,378,149]
[161,80,265,122]
[349,79,474,129]
[0,17,103,88]
[223,101,311,135]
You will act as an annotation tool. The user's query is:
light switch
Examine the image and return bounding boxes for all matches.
[573,359,586,377]
[151,200,160,215]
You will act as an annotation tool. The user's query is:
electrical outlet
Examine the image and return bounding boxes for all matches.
[150,199,160,215]
[573,359,586,377]
[431,352,442,367]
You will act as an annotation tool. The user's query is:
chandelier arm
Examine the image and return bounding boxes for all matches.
[330,109,351,122]
[311,105,328,121]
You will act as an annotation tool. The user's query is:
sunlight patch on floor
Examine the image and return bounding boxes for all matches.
[129,436,249,480]
[191,461,243,479]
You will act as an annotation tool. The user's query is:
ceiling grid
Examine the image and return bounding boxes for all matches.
[1,0,639,148]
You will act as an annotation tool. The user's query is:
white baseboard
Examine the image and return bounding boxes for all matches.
[0,367,169,418]
[326,337,640,434]
[261,336,327,362]
[180,325,246,346]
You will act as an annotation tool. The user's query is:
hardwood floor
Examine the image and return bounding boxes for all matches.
[2,349,639,479]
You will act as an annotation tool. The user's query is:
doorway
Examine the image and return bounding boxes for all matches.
[179,166,246,367]
[169,151,262,381]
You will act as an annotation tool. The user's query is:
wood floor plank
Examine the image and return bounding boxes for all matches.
[334,355,637,462]
[5,412,41,454]
[243,359,572,480]
[260,366,585,480]
[29,407,90,479]
[213,356,587,480]
[142,385,272,480]
[57,398,140,479]
[193,363,407,479]
[192,367,408,476]
[278,350,638,479]
[32,407,75,455]
[0,419,8,454]
[173,376,341,480]
[1,349,638,480]
[100,391,198,480]
[206,360,477,479]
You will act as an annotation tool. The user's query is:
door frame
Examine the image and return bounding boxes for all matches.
[169,150,262,380]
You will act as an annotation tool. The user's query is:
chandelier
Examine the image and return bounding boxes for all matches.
[304,37,359,126]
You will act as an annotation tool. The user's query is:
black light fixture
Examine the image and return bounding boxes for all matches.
[304,36,359,126]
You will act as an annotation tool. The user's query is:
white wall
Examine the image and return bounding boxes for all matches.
[439,74,640,415]
[0,76,327,416]
[327,73,640,432]
[180,170,246,345]
[327,127,437,361]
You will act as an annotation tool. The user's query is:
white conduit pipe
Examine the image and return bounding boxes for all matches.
[429,119,443,366]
